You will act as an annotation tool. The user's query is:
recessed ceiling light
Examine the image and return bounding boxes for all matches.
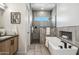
[41,8,44,10]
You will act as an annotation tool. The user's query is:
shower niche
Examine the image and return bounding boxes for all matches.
[59,31,72,41]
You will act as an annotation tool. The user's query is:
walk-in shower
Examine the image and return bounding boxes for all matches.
[30,3,57,44]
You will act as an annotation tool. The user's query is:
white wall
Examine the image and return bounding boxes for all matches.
[57,3,79,27]
[26,4,32,49]
[51,7,56,27]
[3,3,29,54]
[0,10,4,27]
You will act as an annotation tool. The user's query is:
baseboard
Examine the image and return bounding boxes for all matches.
[16,50,27,55]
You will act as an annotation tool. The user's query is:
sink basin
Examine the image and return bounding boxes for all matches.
[0,36,12,40]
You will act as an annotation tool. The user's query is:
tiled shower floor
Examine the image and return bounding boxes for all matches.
[27,44,50,55]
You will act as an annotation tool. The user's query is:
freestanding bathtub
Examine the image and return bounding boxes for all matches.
[45,37,78,55]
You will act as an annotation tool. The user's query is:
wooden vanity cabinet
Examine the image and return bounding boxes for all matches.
[0,36,18,55]
[10,37,18,55]
[0,40,10,55]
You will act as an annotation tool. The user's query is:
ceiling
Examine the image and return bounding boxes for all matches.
[31,3,55,11]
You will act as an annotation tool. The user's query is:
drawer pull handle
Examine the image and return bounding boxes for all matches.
[11,40,14,45]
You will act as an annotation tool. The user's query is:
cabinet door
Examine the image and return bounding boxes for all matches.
[14,37,18,53]
[0,43,3,54]
[0,40,10,55]
[10,38,15,55]
[10,37,18,54]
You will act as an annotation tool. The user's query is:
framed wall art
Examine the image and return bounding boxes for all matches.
[11,12,21,24]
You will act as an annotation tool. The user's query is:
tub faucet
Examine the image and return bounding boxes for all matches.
[0,32,1,37]
[61,41,67,49]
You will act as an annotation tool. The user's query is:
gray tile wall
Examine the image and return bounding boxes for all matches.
[40,28,46,44]
[40,27,56,44]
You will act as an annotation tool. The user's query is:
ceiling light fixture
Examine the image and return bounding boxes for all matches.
[41,8,44,10]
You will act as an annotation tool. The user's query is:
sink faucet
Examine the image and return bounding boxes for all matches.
[0,32,1,37]
[61,41,67,48]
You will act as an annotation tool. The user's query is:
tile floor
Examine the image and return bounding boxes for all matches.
[27,44,50,55]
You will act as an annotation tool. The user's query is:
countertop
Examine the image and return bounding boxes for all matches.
[0,35,18,42]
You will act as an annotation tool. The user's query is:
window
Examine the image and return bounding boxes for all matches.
[33,17,49,22]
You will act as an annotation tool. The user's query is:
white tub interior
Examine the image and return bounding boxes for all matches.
[45,37,78,55]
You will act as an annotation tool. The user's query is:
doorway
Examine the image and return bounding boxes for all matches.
[31,26,40,44]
